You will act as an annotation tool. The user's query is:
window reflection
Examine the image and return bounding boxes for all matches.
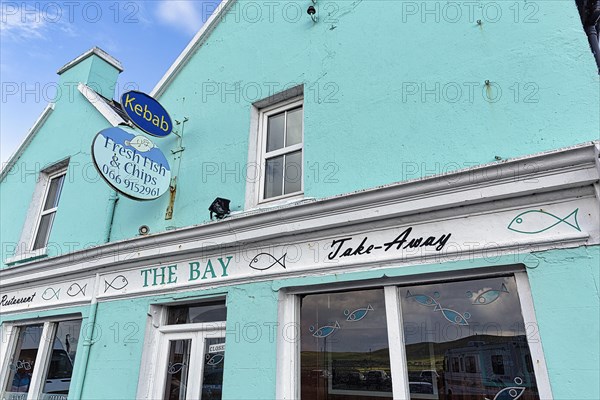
[201,337,225,400]
[4,325,43,397]
[400,276,540,400]
[41,320,82,399]
[301,289,392,399]
[167,301,227,325]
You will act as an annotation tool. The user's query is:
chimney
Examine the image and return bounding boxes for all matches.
[57,47,123,99]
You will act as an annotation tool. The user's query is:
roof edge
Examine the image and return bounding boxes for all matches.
[151,0,236,98]
[57,47,123,75]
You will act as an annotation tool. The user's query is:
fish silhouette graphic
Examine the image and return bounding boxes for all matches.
[472,283,508,305]
[508,209,581,234]
[67,283,87,297]
[104,275,129,292]
[206,354,224,366]
[434,304,469,326]
[406,290,439,307]
[42,287,60,300]
[249,253,286,271]
[491,386,526,400]
[124,135,156,153]
[345,304,374,322]
[310,321,341,338]
[167,363,186,374]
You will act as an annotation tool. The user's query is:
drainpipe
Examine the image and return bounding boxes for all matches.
[104,191,119,243]
[70,274,101,400]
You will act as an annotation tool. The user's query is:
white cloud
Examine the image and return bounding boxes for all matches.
[155,1,203,35]
[0,6,48,41]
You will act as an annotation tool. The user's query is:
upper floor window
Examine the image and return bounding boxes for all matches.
[32,169,66,251]
[258,97,303,203]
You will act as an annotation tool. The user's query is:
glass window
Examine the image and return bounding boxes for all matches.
[163,339,192,400]
[201,338,225,400]
[400,276,540,400]
[2,320,81,400]
[32,172,66,250]
[301,289,392,399]
[260,100,303,202]
[166,301,227,325]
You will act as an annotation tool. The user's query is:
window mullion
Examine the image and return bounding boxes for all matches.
[26,322,56,400]
[384,286,411,400]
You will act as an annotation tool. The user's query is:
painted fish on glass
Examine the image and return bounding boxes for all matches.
[345,304,374,322]
[434,304,470,326]
[405,290,438,307]
[67,283,87,297]
[104,275,129,292]
[310,321,341,338]
[472,283,508,305]
[249,253,286,271]
[490,386,526,400]
[206,354,224,366]
[167,363,186,374]
[42,287,60,300]
[508,209,580,234]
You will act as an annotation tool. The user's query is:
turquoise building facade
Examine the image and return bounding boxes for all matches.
[1,1,599,400]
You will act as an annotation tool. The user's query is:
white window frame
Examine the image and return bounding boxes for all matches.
[276,268,553,400]
[5,160,68,265]
[253,96,304,206]
[30,168,66,252]
[0,316,82,400]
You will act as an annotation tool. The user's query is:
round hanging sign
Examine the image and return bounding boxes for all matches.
[121,90,173,137]
[91,126,171,200]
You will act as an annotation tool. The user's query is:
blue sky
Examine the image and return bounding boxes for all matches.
[1,0,222,164]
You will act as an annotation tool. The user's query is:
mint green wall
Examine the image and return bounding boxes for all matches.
[106,0,599,241]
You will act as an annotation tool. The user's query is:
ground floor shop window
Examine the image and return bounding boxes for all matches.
[294,272,548,400]
[1,319,82,400]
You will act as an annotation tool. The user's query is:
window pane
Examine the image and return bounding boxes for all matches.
[43,174,65,211]
[33,212,56,250]
[3,324,44,397]
[284,151,302,195]
[40,320,81,400]
[264,156,283,199]
[201,337,225,400]
[400,276,540,400]
[266,113,285,152]
[285,107,302,147]
[167,301,227,325]
[163,339,192,400]
[301,289,392,399]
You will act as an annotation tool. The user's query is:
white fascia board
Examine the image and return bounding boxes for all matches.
[1,141,599,288]
[0,103,55,182]
[57,47,123,75]
[151,0,236,98]
[78,83,128,127]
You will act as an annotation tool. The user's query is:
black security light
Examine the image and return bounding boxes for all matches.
[209,198,231,220]
[307,3,317,22]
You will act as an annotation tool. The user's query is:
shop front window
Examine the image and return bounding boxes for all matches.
[300,289,392,399]
[1,319,81,400]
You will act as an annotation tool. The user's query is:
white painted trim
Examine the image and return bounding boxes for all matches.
[1,142,598,291]
[514,271,554,400]
[0,324,18,395]
[0,104,54,181]
[57,47,123,75]
[384,286,410,400]
[78,83,128,127]
[275,291,300,400]
[151,0,236,98]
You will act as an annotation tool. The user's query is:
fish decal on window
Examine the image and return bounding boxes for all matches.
[406,290,439,307]
[206,353,224,366]
[434,304,470,326]
[487,377,526,400]
[508,209,580,234]
[344,304,374,322]
[469,283,509,305]
[249,253,286,271]
[309,321,341,338]
[167,363,186,374]
[104,275,129,292]
[42,287,60,300]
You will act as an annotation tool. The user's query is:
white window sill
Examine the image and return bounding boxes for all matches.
[4,248,48,267]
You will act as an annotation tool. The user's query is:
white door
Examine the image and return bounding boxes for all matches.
[153,323,226,400]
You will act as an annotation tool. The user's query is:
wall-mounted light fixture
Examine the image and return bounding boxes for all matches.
[307,0,317,22]
[209,197,231,220]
